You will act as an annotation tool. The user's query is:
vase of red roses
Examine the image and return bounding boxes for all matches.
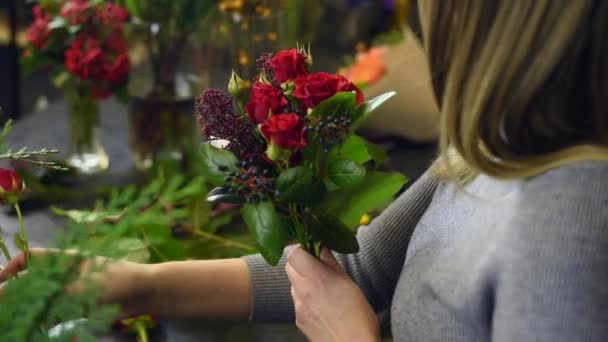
[23,0,130,175]
[197,47,407,264]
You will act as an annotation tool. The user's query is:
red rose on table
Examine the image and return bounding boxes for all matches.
[61,0,92,25]
[269,48,308,83]
[246,82,288,124]
[105,31,128,52]
[104,53,129,84]
[0,169,24,204]
[97,3,129,28]
[260,113,307,149]
[292,72,364,111]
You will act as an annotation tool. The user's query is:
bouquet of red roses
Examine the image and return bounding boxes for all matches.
[23,0,130,99]
[196,47,406,264]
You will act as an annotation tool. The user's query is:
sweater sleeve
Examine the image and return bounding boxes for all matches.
[492,163,608,341]
[244,168,439,322]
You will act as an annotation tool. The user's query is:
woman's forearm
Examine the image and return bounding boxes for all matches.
[129,258,252,320]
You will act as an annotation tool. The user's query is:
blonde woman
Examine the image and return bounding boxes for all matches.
[2,1,608,340]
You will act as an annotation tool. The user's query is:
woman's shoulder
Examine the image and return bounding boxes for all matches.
[502,161,608,260]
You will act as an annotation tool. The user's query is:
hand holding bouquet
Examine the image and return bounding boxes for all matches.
[197,47,406,265]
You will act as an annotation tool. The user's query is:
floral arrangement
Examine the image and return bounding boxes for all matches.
[196,47,407,264]
[24,0,130,99]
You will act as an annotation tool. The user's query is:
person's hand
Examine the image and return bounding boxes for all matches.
[0,248,153,318]
[286,246,380,342]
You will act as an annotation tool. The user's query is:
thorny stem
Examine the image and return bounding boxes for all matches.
[14,203,30,264]
[189,228,256,252]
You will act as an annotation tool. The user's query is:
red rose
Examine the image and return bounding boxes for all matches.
[0,168,24,204]
[65,34,105,80]
[245,82,288,124]
[260,113,307,149]
[104,53,129,84]
[292,72,364,111]
[97,3,129,29]
[61,0,92,25]
[26,17,51,49]
[104,30,128,52]
[269,48,308,83]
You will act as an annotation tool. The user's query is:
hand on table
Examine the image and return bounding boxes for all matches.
[286,247,380,342]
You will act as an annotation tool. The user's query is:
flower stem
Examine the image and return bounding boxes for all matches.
[135,320,149,342]
[14,203,30,264]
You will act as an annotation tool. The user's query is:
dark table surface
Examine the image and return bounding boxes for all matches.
[0,97,436,341]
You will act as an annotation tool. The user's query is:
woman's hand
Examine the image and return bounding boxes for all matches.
[0,248,154,318]
[286,246,380,342]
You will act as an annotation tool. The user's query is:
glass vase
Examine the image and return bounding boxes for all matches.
[127,21,207,170]
[64,88,109,175]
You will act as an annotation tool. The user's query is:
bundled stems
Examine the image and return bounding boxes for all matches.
[14,203,30,264]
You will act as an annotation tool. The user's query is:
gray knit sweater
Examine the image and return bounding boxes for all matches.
[244,161,608,341]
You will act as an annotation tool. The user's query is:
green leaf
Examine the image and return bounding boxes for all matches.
[365,140,389,165]
[328,135,371,164]
[122,0,143,18]
[323,171,408,228]
[327,159,366,188]
[200,143,239,185]
[114,238,150,263]
[52,71,71,88]
[242,201,289,265]
[308,92,357,119]
[310,214,359,254]
[351,91,397,131]
[275,166,327,206]
[206,187,243,204]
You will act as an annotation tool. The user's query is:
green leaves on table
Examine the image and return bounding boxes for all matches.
[200,143,239,185]
[242,201,289,265]
[275,166,327,206]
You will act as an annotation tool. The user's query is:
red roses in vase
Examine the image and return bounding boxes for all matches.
[24,1,130,99]
[197,47,403,265]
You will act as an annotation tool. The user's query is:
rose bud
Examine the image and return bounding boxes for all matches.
[0,169,25,205]
[228,70,249,97]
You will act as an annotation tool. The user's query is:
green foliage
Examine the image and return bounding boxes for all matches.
[242,201,289,266]
[275,166,327,206]
[310,214,359,254]
[200,144,239,185]
[0,227,121,341]
[54,172,253,263]
[327,159,366,188]
[323,171,409,228]
[351,91,397,131]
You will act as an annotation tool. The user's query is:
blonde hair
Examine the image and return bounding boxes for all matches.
[418,0,608,181]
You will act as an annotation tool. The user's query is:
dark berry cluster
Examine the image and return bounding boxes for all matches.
[220,159,276,203]
[304,115,353,152]
[195,89,265,160]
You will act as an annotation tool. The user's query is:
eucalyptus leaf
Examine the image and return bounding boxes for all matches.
[275,166,327,206]
[200,143,239,185]
[242,201,289,265]
[328,159,366,188]
[351,91,397,131]
[323,171,408,228]
[310,214,359,254]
